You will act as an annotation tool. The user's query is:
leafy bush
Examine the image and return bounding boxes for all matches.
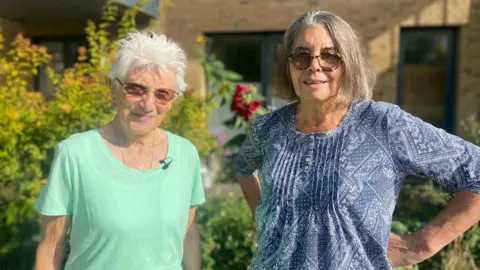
[0,31,52,257]
[162,90,217,156]
[196,194,256,270]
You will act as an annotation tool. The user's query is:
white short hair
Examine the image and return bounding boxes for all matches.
[108,31,187,93]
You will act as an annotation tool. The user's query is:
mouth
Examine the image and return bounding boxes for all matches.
[303,79,328,85]
[132,112,155,121]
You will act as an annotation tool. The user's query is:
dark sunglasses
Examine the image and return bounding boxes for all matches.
[116,78,177,104]
[289,49,343,71]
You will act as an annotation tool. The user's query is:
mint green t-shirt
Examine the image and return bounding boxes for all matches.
[34,129,205,270]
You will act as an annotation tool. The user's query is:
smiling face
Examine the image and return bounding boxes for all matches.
[289,25,343,103]
[112,66,176,137]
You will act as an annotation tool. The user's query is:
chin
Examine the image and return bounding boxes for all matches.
[300,87,334,102]
[128,122,157,136]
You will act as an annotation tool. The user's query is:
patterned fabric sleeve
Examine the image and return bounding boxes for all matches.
[234,118,265,178]
[389,106,480,193]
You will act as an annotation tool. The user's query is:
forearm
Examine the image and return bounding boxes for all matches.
[237,175,261,215]
[35,242,65,270]
[35,215,70,270]
[182,223,201,270]
[185,207,196,238]
[417,190,480,255]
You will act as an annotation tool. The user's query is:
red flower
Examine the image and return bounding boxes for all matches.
[234,84,249,95]
[230,84,262,121]
[248,100,262,112]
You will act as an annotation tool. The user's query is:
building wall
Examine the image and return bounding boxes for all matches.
[22,21,86,37]
[160,0,479,135]
[457,0,480,135]
[0,18,24,48]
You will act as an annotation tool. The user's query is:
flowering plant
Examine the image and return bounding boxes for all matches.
[220,84,266,152]
[230,84,265,122]
[196,35,267,153]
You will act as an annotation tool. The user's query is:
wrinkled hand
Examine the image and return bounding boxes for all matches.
[387,233,431,268]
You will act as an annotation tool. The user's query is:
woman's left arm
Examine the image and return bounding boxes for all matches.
[183,207,201,270]
[186,206,196,233]
[388,107,480,266]
[419,190,480,255]
[387,191,480,267]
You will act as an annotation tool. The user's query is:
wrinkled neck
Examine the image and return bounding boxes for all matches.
[295,99,349,133]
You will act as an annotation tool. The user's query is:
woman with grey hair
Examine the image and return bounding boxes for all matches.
[235,11,480,269]
[34,31,205,270]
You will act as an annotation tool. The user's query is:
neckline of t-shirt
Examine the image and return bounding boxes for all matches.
[287,100,364,138]
[91,128,172,176]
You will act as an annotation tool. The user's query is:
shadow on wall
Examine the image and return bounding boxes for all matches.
[364,0,471,104]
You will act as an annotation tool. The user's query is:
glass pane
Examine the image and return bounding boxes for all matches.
[269,35,288,110]
[401,31,450,129]
[208,34,262,82]
[404,34,448,64]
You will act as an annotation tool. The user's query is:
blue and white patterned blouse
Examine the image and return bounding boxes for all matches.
[234,99,480,269]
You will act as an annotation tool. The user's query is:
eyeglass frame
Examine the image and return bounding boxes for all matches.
[115,77,179,104]
[288,49,343,72]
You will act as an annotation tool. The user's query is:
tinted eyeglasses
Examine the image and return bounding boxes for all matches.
[289,49,343,72]
[116,78,178,104]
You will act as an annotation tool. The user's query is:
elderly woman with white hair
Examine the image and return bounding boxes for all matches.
[33,32,205,270]
[235,11,480,269]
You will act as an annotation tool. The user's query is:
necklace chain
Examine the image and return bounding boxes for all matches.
[120,129,156,170]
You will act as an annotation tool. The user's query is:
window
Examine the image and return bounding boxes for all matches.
[33,37,87,96]
[397,28,457,133]
[205,32,288,145]
[205,32,284,104]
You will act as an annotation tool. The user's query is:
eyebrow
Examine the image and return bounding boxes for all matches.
[322,46,337,52]
[124,82,148,89]
[123,80,176,93]
[292,46,310,53]
[292,45,338,54]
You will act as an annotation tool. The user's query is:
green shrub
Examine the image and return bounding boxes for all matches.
[196,194,256,270]
[162,90,217,156]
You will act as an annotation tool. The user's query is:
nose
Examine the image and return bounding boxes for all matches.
[138,91,156,111]
[308,55,322,72]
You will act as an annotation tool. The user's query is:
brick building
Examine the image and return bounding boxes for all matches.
[160,0,480,137]
[0,0,158,96]
[0,0,478,137]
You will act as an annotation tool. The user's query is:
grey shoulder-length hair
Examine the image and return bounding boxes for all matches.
[274,11,376,103]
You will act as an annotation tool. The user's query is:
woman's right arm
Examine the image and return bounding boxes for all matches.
[35,215,71,270]
[234,116,266,217]
[237,175,261,215]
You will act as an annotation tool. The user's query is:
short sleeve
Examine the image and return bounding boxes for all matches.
[190,147,205,206]
[34,142,74,216]
[234,120,265,178]
[389,107,480,193]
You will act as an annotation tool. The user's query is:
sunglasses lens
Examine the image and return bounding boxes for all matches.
[291,52,312,70]
[124,84,145,96]
[320,53,341,70]
[155,89,175,103]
